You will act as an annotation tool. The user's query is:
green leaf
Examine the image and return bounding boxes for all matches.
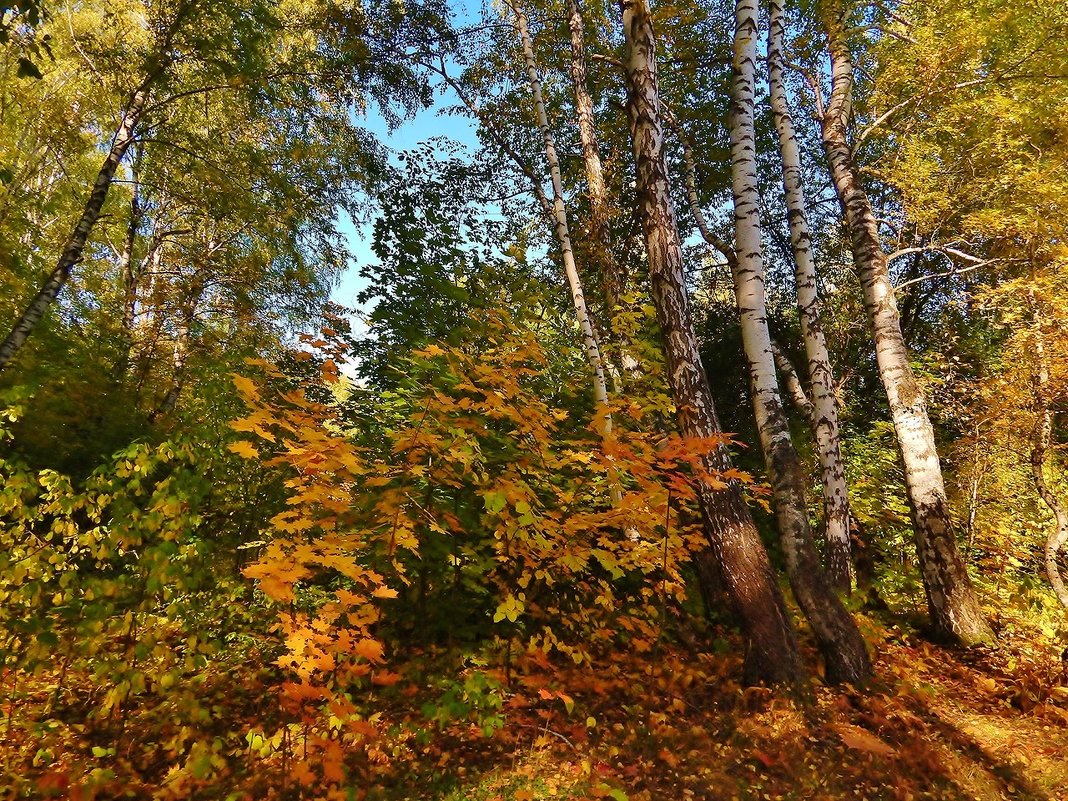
[483,491,506,514]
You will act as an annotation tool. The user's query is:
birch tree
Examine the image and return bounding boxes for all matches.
[508,0,613,440]
[0,81,153,370]
[620,0,804,685]
[1027,289,1068,608]
[768,0,853,591]
[727,0,869,684]
[567,0,623,321]
[0,0,198,371]
[817,0,991,644]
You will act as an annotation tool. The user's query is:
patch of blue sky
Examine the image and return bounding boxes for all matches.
[331,97,480,317]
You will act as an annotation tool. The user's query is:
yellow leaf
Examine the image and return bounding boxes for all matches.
[228,441,259,459]
[232,374,260,399]
[372,586,398,599]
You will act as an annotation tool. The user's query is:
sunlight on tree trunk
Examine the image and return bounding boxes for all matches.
[620,0,804,685]
[818,0,991,645]
[1027,288,1068,608]
[728,0,870,684]
[768,0,853,591]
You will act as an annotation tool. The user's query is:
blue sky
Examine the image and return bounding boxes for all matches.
[331,101,479,313]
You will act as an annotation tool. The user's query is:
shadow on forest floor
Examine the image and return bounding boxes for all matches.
[395,616,1068,801]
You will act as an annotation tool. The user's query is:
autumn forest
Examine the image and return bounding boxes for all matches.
[1,0,1066,798]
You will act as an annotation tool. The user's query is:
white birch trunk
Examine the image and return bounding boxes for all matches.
[567,0,622,315]
[0,86,150,370]
[510,1,621,508]
[1027,289,1068,608]
[819,0,991,644]
[729,0,869,683]
[769,0,853,590]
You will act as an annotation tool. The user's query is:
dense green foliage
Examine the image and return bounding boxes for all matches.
[1,0,1066,798]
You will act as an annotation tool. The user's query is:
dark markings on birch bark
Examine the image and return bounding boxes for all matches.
[769,0,853,591]
[1026,288,1068,608]
[568,0,623,316]
[0,86,150,370]
[818,0,991,644]
[729,0,870,684]
[148,281,202,422]
[620,0,805,686]
[770,341,814,424]
[116,149,145,377]
[508,1,615,439]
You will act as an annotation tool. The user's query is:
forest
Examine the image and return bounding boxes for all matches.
[0,0,1066,798]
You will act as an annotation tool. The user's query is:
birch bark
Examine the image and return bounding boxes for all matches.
[729,0,869,683]
[818,0,991,643]
[567,0,623,316]
[509,1,622,507]
[620,0,804,685]
[0,86,150,370]
[768,0,853,590]
[510,2,611,425]
[149,282,201,422]
[1027,289,1068,608]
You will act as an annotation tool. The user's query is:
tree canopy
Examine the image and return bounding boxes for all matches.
[1,0,1067,798]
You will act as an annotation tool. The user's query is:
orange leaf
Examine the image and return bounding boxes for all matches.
[371,670,402,686]
[354,638,385,663]
[832,724,897,757]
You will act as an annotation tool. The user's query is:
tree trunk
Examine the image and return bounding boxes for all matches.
[768,0,852,591]
[116,153,144,377]
[770,341,815,422]
[620,0,805,686]
[728,0,870,684]
[567,0,624,317]
[1026,289,1068,608]
[0,85,150,370]
[149,278,202,422]
[511,1,622,509]
[818,0,991,644]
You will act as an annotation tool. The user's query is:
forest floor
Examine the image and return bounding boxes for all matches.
[4,609,1067,800]
[395,614,1068,801]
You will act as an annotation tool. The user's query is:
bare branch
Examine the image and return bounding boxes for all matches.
[784,62,824,120]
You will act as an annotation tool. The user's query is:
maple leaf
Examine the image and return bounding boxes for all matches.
[228,440,260,459]
[232,373,261,400]
[354,638,386,663]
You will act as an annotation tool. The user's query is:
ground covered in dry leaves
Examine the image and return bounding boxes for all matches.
[4,611,1066,800]
[405,628,1066,801]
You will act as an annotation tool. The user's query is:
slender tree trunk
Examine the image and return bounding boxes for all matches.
[818,0,991,644]
[770,342,815,422]
[116,154,144,377]
[567,0,624,317]
[620,0,805,685]
[149,280,202,422]
[511,2,623,509]
[0,86,150,370]
[119,199,141,342]
[728,0,869,684]
[768,0,853,591]
[130,234,168,390]
[1026,289,1068,608]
